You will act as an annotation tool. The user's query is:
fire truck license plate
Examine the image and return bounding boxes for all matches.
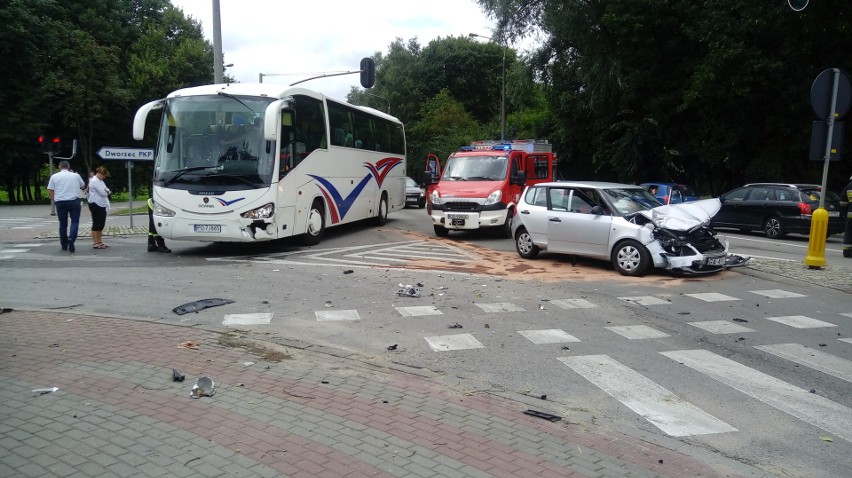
[447,214,467,221]
[194,224,222,233]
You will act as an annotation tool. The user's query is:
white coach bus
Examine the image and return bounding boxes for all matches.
[133,83,406,245]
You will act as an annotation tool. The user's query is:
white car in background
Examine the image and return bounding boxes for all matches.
[511,181,750,276]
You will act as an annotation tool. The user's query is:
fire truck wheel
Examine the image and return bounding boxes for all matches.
[434,225,449,237]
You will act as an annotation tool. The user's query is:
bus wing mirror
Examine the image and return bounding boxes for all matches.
[263,99,291,141]
[133,99,165,140]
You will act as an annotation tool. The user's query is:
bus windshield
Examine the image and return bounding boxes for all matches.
[154,94,276,189]
[442,155,508,181]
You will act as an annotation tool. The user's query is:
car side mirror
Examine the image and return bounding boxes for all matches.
[591,205,605,215]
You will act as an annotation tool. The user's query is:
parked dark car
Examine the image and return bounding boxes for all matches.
[711,183,845,239]
[405,177,426,208]
[640,182,699,204]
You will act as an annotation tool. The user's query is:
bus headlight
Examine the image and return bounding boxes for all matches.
[485,190,502,205]
[153,201,176,217]
[430,190,442,205]
[240,202,275,219]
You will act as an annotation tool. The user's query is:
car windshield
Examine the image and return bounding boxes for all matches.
[601,188,662,215]
[406,177,418,188]
[154,95,276,190]
[677,184,697,196]
[442,155,508,181]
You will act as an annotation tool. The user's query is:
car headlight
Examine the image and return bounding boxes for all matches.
[240,202,275,219]
[430,190,442,205]
[485,190,502,205]
[152,201,176,217]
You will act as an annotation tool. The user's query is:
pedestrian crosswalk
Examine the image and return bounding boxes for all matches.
[0,243,45,260]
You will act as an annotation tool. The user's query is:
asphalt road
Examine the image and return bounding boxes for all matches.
[1,203,851,478]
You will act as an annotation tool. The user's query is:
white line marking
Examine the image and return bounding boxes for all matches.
[518,329,581,344]
[661,349,852,442]
[754,343,852,383]
[395,306,443,317]
[618,296,670,306]
[841,338,852,345]
[765,315,837,329]
[475,302,524,313]
[606,325,670,339]
[222,313,273,326]
[688,320,755,334]
[424,333,485,351]
[685,292,740,302]
[315,310,361,322]
[750,289,806,299]
[559,354,736,437]
[550,298,597,309]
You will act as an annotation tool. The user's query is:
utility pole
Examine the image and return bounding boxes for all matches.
[212,0,223,84]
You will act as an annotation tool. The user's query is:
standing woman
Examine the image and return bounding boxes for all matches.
[88,166,111,249]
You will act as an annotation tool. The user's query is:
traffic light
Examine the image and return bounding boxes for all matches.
[360,57,375,89]
[38,135,61,154]
[50,137,61,154]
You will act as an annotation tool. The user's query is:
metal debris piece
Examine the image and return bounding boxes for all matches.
[523,409,561,422]
[190,376,216,399]
[448,322,463,329]
[343,270,354,274]
[172,369,185,382]
[387,344,398,350]
[173,298,235,315]
[733,318,748,323]
[396,285,421,297]
[32,387,59,395]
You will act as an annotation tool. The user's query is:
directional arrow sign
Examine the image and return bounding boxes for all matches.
[96,146,154,161]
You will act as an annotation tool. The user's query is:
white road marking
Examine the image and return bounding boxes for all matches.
[315,309,361,321]
[518,329,581,344]
[475,302,524,313]
[618,296,670,306]
[0,249,28,253]
[559,354,736,437]
[685,292,740,302]
[688,320,755,334]
[222,313,273,326]
[841,338,852,345]
[661,349,852,443]
[606,325,670,339]
[750,289,806,298]
[395,305,443,317]
[754,343,852,383]
[425,333,485,351]
[765,315,837,329]
[550,298,597,309]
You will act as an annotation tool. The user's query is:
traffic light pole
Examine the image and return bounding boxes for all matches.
[46,151,56,215]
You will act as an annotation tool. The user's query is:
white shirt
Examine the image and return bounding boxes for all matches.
[87,175,111,208]
[47,169,85,201]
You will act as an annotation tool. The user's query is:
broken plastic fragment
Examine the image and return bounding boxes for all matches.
[396,285,421,297]
[523,409,561,422]
[172,369,185,382]
[172,298,234,315]
[387,344,398,350]
[190,376,216,399]
[32,387,59,395]
[448,322,463,329]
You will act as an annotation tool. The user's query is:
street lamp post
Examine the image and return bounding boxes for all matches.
[469,33,506,141]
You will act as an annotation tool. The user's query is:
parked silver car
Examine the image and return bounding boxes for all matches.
[511,181,750,276]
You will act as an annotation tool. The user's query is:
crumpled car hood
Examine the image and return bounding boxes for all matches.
[636,198,721,231]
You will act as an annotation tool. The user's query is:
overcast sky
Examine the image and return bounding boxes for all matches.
[169,0,499,101]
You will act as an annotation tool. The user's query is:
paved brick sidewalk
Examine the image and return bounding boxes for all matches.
[0,310,765,478]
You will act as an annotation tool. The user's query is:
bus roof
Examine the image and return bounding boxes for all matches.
[166,83,401,123]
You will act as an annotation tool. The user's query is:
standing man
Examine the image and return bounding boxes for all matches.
[842,173,852,258]
[47,160,85,253]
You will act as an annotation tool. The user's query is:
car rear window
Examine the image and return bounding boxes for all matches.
[800,188,840,202]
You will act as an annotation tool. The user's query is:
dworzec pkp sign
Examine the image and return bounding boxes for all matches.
[96,146,154,160]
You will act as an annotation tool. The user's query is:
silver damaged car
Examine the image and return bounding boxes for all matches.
[511,181,750,276]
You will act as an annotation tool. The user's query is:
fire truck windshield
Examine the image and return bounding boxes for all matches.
[442,155,508,181]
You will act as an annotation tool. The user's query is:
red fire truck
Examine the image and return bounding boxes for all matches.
[424,140,558,237]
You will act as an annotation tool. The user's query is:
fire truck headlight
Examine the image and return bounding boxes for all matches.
[241,202,275,220]
[153,201,176,217]
[430,190,442,205]
[485,190,502,205]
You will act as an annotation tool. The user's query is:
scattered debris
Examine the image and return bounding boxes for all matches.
[172,369,185,382]
[677,311,690,315]
[561,346,570,350]
[736,337,746,342]
[177,341,200,350]
[397,284,421,297]
[387,344,398,350]
[484,324,490,329]
[190,376,216,399]
[658,459,664,464]
[819,436,834,442]
[539,394,547,400]
[321,380,329,384]
[818,343,827,347]
[523,409,561,422]
[173,298,234,315]
[324,301,333,308]
[343,270,354,274]
[1,307,14,314]
[448,322,463,329]
[809,389,816,394]
[32,387,59,395]
[242,361,255,366]
[416,282,425,287]
[733,318,748,323]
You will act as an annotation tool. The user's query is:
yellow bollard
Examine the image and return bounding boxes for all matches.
[804,208,829,268]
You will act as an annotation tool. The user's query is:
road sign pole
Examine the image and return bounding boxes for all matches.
[126,161,134,228]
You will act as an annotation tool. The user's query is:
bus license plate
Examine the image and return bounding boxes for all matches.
[705,256,725,266]
[194,224,221,233]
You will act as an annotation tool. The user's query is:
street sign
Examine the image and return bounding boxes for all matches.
[96,146,154,161]
[810,68,851,120]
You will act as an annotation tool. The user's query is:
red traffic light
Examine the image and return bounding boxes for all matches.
[38,135,45,143]
[52,137,60,143]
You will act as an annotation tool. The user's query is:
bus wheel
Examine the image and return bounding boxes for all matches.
[372,194,388,226]
[302,200,325,246]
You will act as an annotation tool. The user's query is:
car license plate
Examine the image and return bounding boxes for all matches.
[194,224,221,233]
[705,256,725,266]
[828,211,840,217]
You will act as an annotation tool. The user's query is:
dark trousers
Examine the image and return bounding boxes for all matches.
[148,203,164,246]
[89,203,107,231]
[55,198,82,247]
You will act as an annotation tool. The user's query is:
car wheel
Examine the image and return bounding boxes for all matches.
[764,216,786,239]
[514,227,539,259]
[372,194,388,226]
[301,200,325,246]
[434,225,449,237]
[498,209,513,238]
[611,239,651,276]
